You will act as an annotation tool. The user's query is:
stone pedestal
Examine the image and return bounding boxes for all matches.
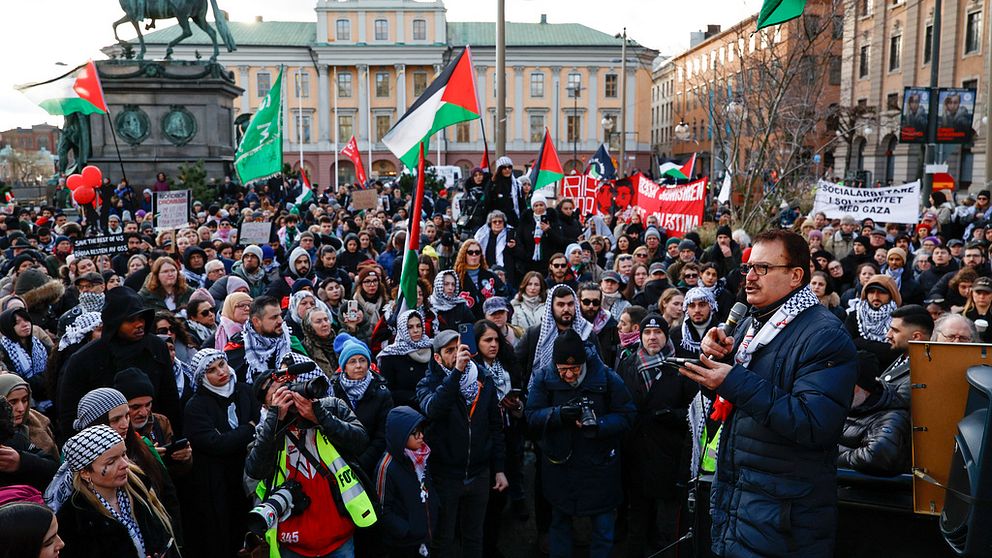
[88,60,243,186]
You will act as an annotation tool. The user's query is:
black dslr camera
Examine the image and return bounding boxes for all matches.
[560,397,599,437]
[255,361,329,404]
[242,480,311,553]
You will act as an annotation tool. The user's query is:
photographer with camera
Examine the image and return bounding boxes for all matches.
[524,329,634,558]
[245,352,375,558]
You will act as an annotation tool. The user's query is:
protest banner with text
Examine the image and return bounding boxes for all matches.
[813,180,921,223]
[561,175,600,218]
[155,190,191,231]
[634,175,706,237]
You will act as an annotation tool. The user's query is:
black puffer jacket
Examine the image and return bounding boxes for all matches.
[331,372,394,478]
[378,353,430,410]
[837,387,911,476]
[415,359,505,481]
[57,286,182,439]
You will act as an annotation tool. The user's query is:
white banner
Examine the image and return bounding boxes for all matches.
[813,180,921,224]
[155,190,190,231]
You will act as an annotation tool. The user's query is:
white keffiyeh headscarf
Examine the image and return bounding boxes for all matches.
[681,287,718,353]
[429,271,469,312]
[533,285,593,372]
[379,310,433,358]
[45,425,123,513]
[59,312,103,351]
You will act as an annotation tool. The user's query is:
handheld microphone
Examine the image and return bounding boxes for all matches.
[722,302,749,337]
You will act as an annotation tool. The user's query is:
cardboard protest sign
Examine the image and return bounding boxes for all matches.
[155,190,190,231]
[73,234,128,258]
[239,221,273,245]
[351,189,378,211]
[634,175,707,237]
[813,180,920,224]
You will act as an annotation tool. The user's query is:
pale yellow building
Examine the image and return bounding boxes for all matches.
[128,0,657,188]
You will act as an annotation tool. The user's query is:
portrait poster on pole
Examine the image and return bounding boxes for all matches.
[935,87,977,144]
[899,87,930,143]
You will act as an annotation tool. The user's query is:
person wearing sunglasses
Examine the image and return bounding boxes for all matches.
[577,283,620,368]
[545,253,576,291]
[455,240,506,321]
[184,291,217,349]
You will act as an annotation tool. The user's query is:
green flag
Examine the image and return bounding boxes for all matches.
[756,0,806,30]
[235,68,283,183]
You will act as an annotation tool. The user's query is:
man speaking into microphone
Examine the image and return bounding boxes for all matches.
[679,229,857,558]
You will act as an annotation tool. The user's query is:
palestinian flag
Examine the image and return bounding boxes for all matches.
[397,143,427,313]
[527,128,564,190]
[16,60,108,116]
[659,153,696,180]
[757,0,807,30]
[295,171,314,205]
[383,47,480,169]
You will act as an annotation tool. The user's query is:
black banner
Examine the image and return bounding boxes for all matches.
[72,234,127,258]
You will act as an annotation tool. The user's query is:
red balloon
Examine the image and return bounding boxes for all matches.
[66,174,83,191]
[81,165,102,188]
[73,186,96,205]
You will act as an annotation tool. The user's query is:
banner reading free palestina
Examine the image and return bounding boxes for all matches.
[634,174,707,238]
[813,179,921,224]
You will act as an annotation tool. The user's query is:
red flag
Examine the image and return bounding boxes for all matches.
[341,136,368,186]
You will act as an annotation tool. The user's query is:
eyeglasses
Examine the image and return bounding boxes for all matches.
[490,219,504,224]
[580,298,601,307]
[199,308,215,317]
[156,326,173,334]
[551,263,567,269]
[235,302,251,310]
[938,332,973,343]
[739,263,794,276]
[556,365,582,374]
[362,279,379,285]
[682,273,699,279]
[635,253,648,258]
[466,250,482,256]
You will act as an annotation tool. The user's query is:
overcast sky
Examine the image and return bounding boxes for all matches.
[0,0,758,132]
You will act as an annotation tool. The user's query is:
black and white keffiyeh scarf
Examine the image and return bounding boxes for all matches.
[0,334,47,379]
[94,487,146,557]
[533,285,593,372]
[429,271,469,312]
[735,286,820,368]
[45,425,123,513]
[855,298,896,342]
[339,372,373,408]
[242,320,292,382]
[379,310,433,358]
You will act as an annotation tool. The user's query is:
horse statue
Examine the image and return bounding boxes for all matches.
[112,0,236,61]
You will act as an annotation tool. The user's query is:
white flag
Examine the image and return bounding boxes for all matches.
[718,169,732,204]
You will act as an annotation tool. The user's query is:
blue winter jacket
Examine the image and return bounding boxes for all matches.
[525,345,635,516]
[710,303,857,558]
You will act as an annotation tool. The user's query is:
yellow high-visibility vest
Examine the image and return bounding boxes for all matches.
[255,431,377,557]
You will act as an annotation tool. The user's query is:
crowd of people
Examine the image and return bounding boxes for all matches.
[0,157,987,558]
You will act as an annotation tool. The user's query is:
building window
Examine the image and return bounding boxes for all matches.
[832,16,844,39]
[374,19,389,41]
[375,115,390,142]
[604,74,618,98]
[965,11,982,54]
[567,73,581,96]
[338,115,354,140]
[889,35,901,71]
[412,19,427,41]
[455,121,470,143]
[829,55,842,85]
[963,79,978,91]
[336,19,351,41]
[256,72,271,97]
[859,45,870,78]
[297,114,312,143]
[859,0,872,16]
[567,115,581,142]
[529,114,545,142]
[412,72,428,97]
[337,72,352,98]
[376,72,390,97]
[530,73,545,97]
[887,92,900,110]
[923,25,933,64]
[295,71,310,98]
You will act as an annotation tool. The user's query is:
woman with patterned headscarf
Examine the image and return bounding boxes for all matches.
[429,270,475,331]
[47,425,180,557]
[183,349,259,556]
[378,310,433,409]
[0,308,53,406]
[300,306,338,374]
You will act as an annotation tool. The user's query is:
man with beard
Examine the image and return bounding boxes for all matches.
[927,242,990,299]
[845,274,901,370]
[880,305,934,410]
[111,232,145,276]
[486,157,522,227]
[266,246,314,301]
[233,244,271,297]
[516,286,601,386]
[578,283,620,368]
[114,367,191,472]
[57,286,183,440]
[616,314,697,557]
[671,287,717,359]
[545,253,576,290]
[238,295,292,382]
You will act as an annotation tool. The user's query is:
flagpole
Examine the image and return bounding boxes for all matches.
[104,112,128,184]
[366,66,372,181]
[333,66,339,190]
[296,67,304,173]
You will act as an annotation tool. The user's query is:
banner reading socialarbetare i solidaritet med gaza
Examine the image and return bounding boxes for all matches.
[813,180,921,224]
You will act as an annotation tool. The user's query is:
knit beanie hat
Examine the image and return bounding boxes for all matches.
[495,156,513,170]
[553,329,587,365]
[644,227,662,241]
[113,368,155,401]
[639,313,670,339]
[666,237,681,249]
[188,287,213,305]
[716,225,733,238]
[532,192,548,208]
[334,332,371,366]
[73,388,128,431]
[678,239,697,251]
[261,245,276,261]
[14,269,50,296]
[243,245,263,261]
